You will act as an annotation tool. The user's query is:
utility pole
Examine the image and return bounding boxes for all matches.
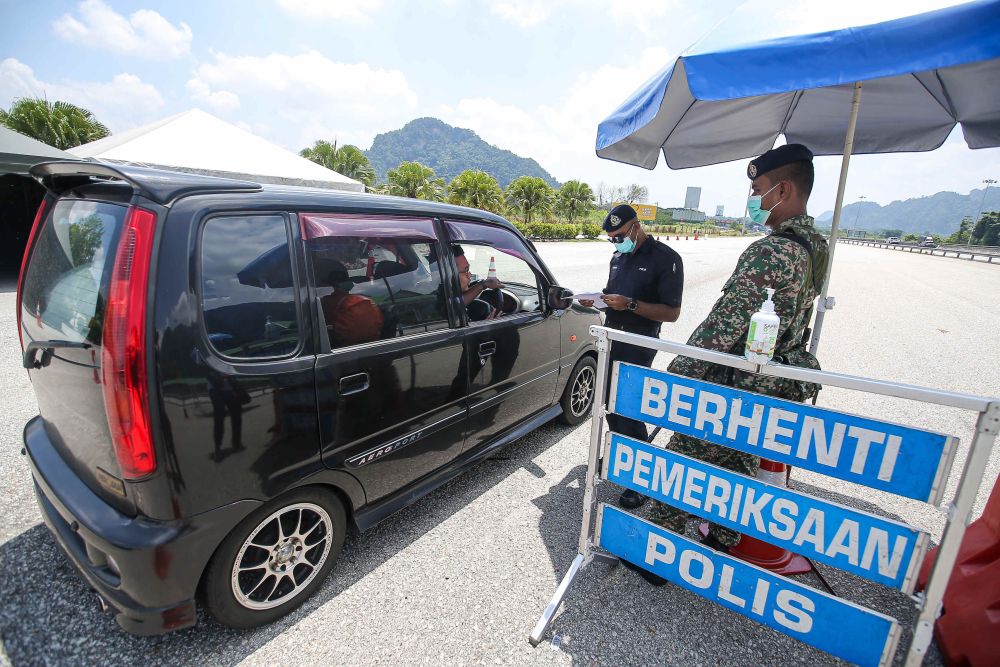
[973,178,996,245]
[851,195,866,238]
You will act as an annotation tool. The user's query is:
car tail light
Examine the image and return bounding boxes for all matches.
[102,206,157,479]
[16,198,48,350]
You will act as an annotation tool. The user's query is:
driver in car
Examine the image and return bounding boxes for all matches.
[454,245,505,321]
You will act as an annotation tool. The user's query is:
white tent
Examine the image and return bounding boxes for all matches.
[1,126,78,174]
[69,109,365,192]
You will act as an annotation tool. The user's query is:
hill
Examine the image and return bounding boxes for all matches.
[816,187,1000,235]
[365,117,559,189]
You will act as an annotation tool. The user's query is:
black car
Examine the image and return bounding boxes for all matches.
[17,161,600,634]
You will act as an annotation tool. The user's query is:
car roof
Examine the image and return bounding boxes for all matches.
[30,160,518,232]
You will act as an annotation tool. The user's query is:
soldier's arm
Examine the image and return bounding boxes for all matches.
[669,242,797,379]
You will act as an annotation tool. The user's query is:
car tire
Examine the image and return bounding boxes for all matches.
[558,356,597,426]
[202,487,347,629]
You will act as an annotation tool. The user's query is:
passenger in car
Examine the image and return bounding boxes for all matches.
[453,244,504,321]
[320,263,384,347]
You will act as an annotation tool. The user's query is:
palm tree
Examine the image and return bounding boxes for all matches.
[505,176,553,225]
[299,140,377,188]
[385,161,446,201]
[0,98,110,149]
[447,170,504,213]
[557,180,595,224]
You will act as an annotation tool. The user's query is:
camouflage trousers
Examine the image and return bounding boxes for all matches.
[647,433,760,547]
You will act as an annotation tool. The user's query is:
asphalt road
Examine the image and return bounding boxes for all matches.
[1,238,998,666]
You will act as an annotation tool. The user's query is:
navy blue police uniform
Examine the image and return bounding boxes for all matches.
[601,206,684,445]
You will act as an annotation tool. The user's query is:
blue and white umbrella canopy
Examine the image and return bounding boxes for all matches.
[596,0,1000,170]
[596,0,1000,353]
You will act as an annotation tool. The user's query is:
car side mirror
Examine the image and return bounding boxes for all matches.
[547,285,573,310]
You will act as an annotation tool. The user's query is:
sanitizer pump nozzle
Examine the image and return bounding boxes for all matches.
[745,288,780,364]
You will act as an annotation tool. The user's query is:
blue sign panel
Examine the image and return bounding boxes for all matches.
[605,434,927,592]
[610,363,954,502]
[599,505,899,667]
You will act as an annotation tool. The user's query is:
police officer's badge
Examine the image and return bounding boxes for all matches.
[610,215,620,226]
[748,163,757,178]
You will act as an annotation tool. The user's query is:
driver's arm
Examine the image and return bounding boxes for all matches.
[463,277,503,305]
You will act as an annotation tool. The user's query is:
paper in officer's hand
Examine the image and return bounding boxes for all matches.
[573,292,606,305]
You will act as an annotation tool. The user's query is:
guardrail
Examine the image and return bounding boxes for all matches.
[840,239,1000,263]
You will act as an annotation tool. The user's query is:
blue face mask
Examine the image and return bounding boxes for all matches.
[747,182,782,224]
[612,224,638,253]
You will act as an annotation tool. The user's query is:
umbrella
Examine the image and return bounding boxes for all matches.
[596,0,1000,353]
[237,243,293,288]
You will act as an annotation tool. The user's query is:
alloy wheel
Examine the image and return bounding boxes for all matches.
[570,365,596,417]
[231,502,333,610]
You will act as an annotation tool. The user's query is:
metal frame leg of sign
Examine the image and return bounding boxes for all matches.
[528,325,1000,666]
[529,328,615,647]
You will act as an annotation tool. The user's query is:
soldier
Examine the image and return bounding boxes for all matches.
[634,144,830,585]
[580,204,684,510]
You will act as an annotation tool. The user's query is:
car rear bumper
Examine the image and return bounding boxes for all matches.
[23,416,260,635]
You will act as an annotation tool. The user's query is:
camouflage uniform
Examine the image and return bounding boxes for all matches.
[648,214,830,546]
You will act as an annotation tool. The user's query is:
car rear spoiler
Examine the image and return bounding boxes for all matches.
[29,160,262,206]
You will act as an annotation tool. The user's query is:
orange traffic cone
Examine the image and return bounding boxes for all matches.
[700,459,812,574]
[675,234,680,240]
[694,232,700,240]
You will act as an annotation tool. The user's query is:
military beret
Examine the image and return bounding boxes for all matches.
[603,204,638,232]
[747,143,813,180]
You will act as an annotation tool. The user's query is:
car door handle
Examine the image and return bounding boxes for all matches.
[338,372,370,396]
[478,341,497,357]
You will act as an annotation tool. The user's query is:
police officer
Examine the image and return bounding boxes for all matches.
[580,204,683,510]
[640,144,830,585]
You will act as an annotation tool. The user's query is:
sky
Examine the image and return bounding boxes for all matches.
[1,0,998,219]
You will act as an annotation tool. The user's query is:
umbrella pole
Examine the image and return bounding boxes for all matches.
[809,81,862,356]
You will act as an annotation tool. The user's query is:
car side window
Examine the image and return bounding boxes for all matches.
[201,214,301,359]
[301,214,449,350]
[444,220,545,324]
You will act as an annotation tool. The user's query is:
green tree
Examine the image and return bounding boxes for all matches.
[505,176,553,225]
[68,214,104,265]
[945,218,973,244]
[556,180,595,224]
[0,97,110,149]
[385,161,446,201]
[970,211,1000,246]
[621,184,649,204]
[447,170,504,213]
[300,140,377,188]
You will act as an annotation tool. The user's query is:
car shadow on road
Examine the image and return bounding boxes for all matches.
[0,421,572,665]
[528,469,946,666]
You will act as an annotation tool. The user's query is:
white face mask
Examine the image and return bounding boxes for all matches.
[747,182,782,224]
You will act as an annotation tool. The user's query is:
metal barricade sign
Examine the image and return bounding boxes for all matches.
[605,433,928,592]
[530,326,1000,667]
[598,505,900,667]
[610,363,956,503]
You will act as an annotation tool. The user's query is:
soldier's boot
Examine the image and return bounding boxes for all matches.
[618,489,648,509]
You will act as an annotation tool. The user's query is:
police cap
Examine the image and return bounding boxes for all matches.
[603,204,638,232]
[747,143,813,180]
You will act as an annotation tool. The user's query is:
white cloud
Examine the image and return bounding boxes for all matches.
[188,51,419,151]
[489,0,679,29]
[0,58,165,131]
[438,47,672,183]
[53,0,192,59]
[491,1,551,28]
[275,0,384,22]
[186,79,240,114]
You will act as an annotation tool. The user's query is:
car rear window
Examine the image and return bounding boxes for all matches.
[201,214,301,359]
[20,199,128,345]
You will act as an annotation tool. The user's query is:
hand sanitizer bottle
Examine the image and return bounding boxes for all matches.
[745,288,780,364]
[487,256,498,281]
